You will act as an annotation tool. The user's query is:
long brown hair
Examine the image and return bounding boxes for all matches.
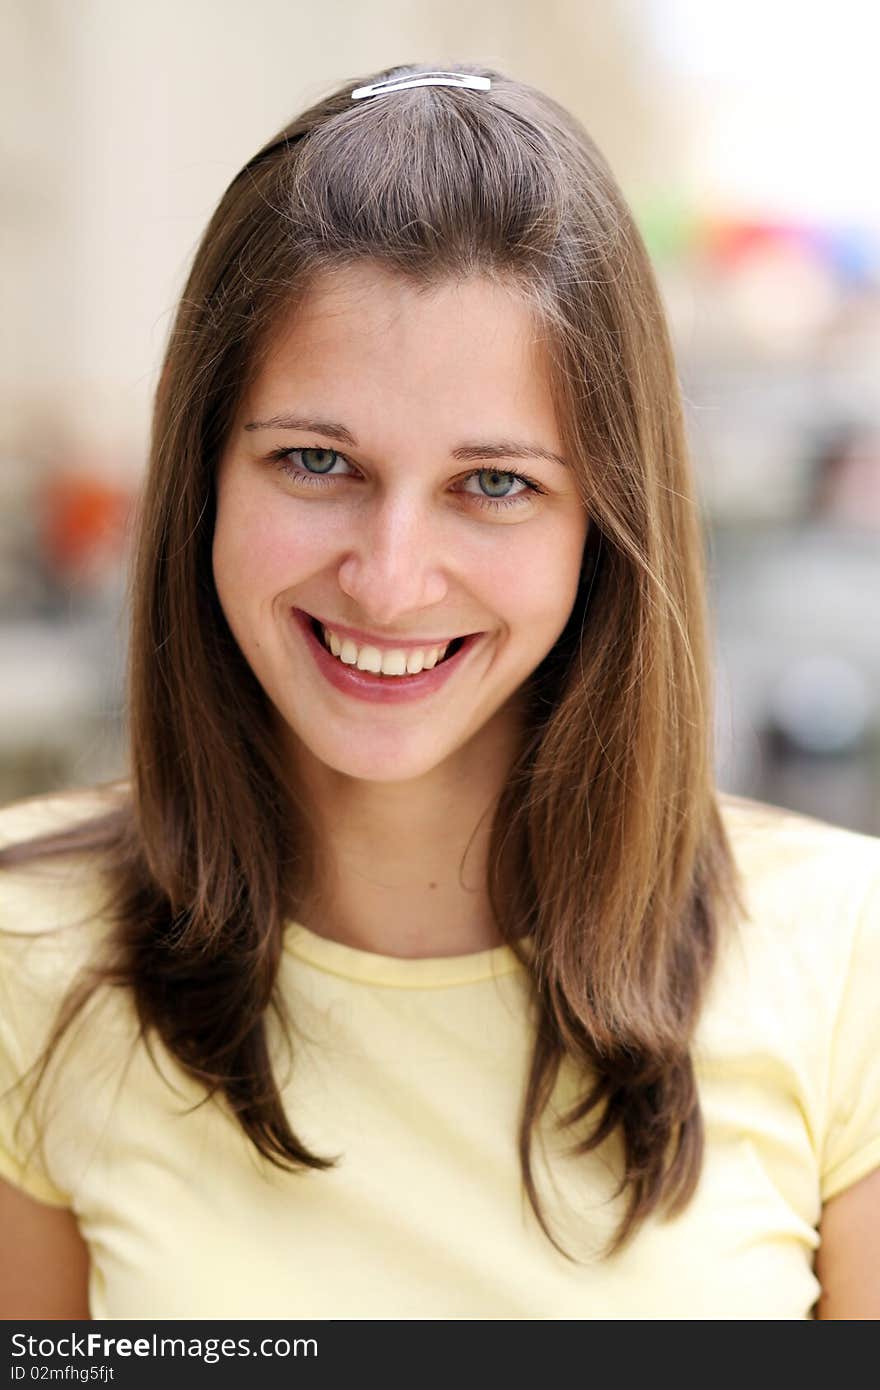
[2,61,741,1256]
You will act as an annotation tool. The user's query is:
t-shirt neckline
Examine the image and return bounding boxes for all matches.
[283,919,528,988]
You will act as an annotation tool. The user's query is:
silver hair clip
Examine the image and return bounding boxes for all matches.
[351,71,491,101]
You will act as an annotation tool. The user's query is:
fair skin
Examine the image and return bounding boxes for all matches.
[2,262,877,1317]
[211,263,588,956]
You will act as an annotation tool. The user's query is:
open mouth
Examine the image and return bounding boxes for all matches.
[308,615,467,677]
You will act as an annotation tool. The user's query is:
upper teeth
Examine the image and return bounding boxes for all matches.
[321,626,449,676]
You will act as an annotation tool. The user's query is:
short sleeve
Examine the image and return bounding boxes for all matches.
[820,847,880,1201]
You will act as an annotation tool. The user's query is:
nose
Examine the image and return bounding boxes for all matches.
[336,492,448,627]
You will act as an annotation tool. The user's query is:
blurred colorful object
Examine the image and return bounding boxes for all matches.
[638,200,880,290]
[38,472,133,583]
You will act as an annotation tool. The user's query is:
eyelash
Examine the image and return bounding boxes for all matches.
[266,447,544,513]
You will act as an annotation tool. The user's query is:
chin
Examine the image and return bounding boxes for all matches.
[285,725,454,786]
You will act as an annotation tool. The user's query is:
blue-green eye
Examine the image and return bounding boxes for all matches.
[458,468,539,510]
[299,448,338,474]
[477,469,517,496]
[270,446,352,483]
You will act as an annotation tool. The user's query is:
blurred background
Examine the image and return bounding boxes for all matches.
[1,0,878,831]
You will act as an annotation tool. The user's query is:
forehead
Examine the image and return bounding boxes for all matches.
[244,262,559,438]
[272,260,543,348]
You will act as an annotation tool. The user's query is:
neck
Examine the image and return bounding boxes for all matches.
[290,710,522,958]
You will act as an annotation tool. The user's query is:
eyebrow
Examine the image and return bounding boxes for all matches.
[243,413,568,469]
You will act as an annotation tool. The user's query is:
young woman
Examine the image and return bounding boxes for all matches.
[1,64,878,1321]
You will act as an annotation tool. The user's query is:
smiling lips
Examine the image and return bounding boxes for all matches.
[293,609,477,702]
[304,611,468,675]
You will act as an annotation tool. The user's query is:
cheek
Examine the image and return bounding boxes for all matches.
[212,492,331,613]
[473,523,586,631]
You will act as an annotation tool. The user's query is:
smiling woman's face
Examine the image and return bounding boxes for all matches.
[213,261,589,786]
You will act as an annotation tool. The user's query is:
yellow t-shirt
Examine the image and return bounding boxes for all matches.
[1,789,878,1319]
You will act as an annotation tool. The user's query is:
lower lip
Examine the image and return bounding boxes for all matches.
[292,610,482,705]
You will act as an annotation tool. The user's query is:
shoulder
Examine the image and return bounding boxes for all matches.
[713,793,880,1010]
[0,781,127,853]
[720,790,880,885]
[701,794,880,1067]
[0,781,131,1046]
[719,792,880,950]
[0,784,127,1014]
